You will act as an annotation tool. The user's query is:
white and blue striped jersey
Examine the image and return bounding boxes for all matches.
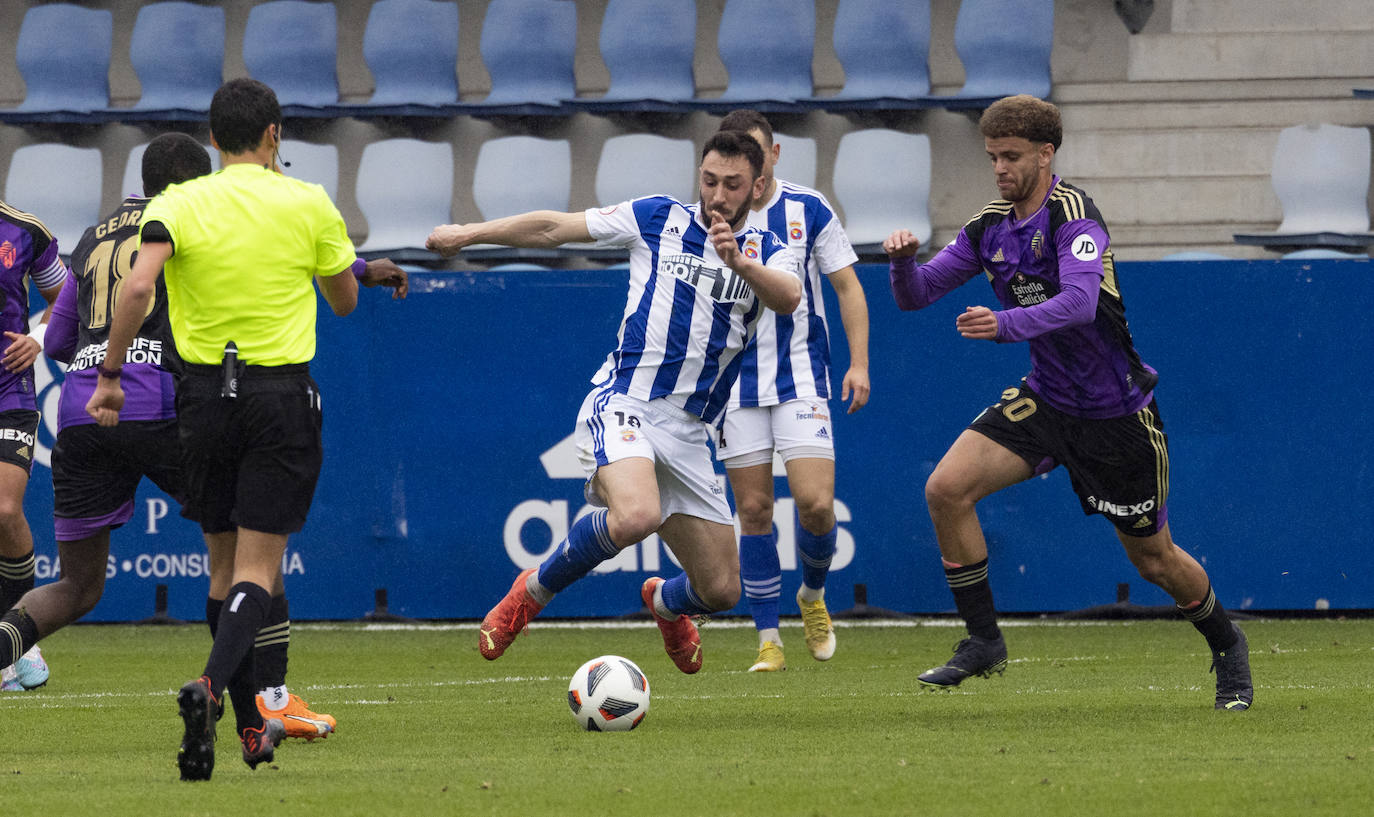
[729,180,858,408]
[584,195,800,424]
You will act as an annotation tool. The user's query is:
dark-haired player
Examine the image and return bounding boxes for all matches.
[885,95,1253,710]
[428,130,801,676]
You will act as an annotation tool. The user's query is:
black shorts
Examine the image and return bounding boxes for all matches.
[51,419,185,540]
[176,364,323,536]
[969,380,1170,537]
[0,408,39,472]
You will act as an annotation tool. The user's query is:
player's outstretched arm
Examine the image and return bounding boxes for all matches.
[426,211,592,257]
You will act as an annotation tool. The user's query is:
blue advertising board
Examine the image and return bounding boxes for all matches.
[22,257,1374,620]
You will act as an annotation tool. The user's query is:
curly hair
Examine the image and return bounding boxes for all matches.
[978,95,1062,150]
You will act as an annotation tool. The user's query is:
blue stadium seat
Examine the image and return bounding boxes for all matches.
[563,0,696,113]
[831,129,931,257]
[1234,123,1374,253]
[595,134,696,205]
[466,0,576,115]
[466,136,572,262]
[355,138,453,261]
[5,144,103,255]
[122,2,225,121]
[773,132,817,190]
[243,1,343,117]
[356,0,460,116]
[936,0,1054,108]
[686,0,814,111]
[801,0,932,110]
[0,5,112,123]
[279,140,340,202]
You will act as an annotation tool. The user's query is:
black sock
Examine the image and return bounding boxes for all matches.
[227,650,263,735]
[205,597,223,639]
[255,595,290,691]
[0,606,39,668]
[0,551,36,612]
[202,582,271,707]
[1178,586,1238,653]
[944,558,1001,641]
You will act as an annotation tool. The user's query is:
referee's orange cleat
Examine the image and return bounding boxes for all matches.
[257,693,336,740]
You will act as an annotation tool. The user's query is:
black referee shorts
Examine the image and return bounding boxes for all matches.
[969,379,1171,537]
[176,363,323,536]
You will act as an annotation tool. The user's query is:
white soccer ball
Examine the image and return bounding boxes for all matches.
[567,655,650,732]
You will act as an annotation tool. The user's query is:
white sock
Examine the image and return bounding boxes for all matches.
[525,572,555,606]
[798,585,825,603]
[759,628,781,647]
[652,583,673,620]
[259,685,289,711]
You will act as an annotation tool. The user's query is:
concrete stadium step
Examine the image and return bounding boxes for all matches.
[1127,31,1373,81]
[1054,128,1276,179]
[1171,0,1374,34]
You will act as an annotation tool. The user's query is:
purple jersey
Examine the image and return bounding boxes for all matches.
[46,197,178,431]
[890,177,1156,419]
[0,201,67,411]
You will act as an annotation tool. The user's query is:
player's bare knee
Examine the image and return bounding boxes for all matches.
[607,504,660,545]
[924,472,972,519]
[695,575,741,611]
[735,495,774,532]
[794,496,835,534]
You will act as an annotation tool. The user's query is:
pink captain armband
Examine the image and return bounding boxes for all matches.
[350,257,367,280]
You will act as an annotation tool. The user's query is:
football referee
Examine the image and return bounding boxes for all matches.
[87,78,368,781]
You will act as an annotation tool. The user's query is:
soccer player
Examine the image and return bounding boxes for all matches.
[426,130,802,674]
[714,110,870,673]
[0,199,66,692]
[86,79,377,779]
[885,95,1253,710]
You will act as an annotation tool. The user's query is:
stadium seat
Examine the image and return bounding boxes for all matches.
[1281,248,1369,260]
[355,138,453,260]
[123,2,225,121]
[595,134,696,205]
[467,0,576,115]
[685,0,815,111]
[934,0,1054,109]
[1234,123,1374,252]
[473,136,571,218]
[563,0,695,113]
[800,0,932,110]
[5,144,103,255]
[356,0,460,115]
[467,136,571,262]
[1158,251,1235,262]
[831,129,931,257]
[279,140,340,202]
[121,142,220,199]
[242,1,342,116]
[773,133,817,190]
[0,5,112,123]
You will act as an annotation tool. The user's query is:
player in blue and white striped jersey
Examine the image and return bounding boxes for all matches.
[427,131,802,674]
[713,111,871,673]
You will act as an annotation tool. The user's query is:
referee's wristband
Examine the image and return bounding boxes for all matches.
[96,362,122,379]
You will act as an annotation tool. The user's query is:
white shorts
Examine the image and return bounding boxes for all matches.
[714,399,836,468]
[574,387,732,525]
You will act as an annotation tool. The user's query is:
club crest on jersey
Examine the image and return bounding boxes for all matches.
[742,237,760,260]
[0,241,14,269]
[788,221,804,242]
[1031,230,1044,260]
[657,253,754,303]
[620,429,637,443]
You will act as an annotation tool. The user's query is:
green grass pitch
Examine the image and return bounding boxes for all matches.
[1,617,1369,817]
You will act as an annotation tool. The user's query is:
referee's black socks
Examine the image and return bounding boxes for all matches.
[202,581,271,729]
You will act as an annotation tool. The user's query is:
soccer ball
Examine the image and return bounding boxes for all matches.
[567,655,650,732]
